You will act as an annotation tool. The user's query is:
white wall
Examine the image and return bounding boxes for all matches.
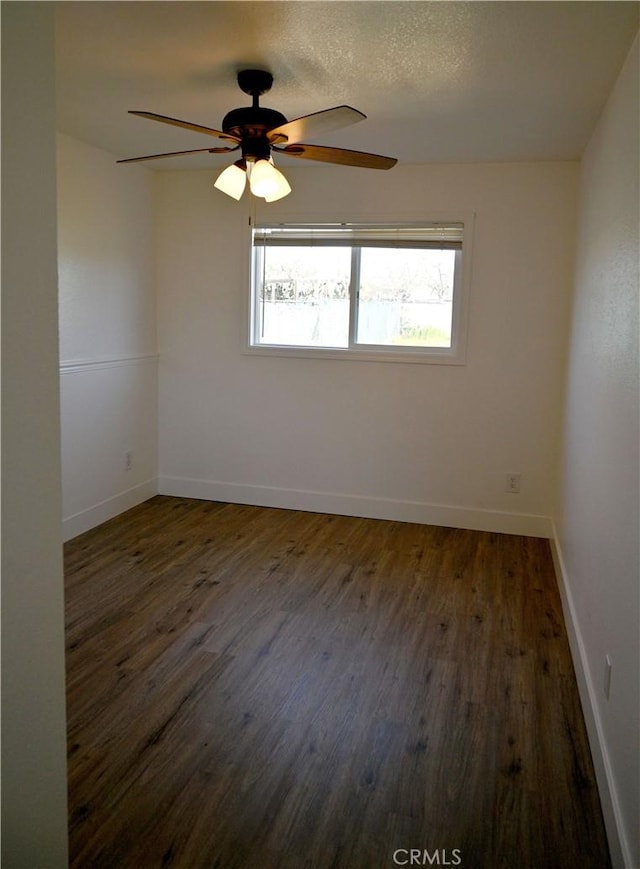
[57,134,158,540]
[157,161,577,536]
[1,5,68,866]
[553,36,639,869]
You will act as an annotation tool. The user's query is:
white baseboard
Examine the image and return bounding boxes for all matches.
[62,478,158,542]
[550,526,630,869]
[158,475,552,538]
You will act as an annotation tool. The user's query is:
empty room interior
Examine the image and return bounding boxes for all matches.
[2,2,639,868]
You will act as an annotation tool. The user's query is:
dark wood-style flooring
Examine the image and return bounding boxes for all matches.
[65,496,609,869]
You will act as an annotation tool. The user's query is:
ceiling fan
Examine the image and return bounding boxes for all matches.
[117,69,397,202]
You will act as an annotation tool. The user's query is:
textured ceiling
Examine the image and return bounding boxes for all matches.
[55,1,639,170]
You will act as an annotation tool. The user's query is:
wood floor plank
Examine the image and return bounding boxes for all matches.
[65,496,610,869]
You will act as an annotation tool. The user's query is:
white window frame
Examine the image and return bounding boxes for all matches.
[245,218,474,365]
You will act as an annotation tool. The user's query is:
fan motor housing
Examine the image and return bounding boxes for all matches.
[222,106,288,140]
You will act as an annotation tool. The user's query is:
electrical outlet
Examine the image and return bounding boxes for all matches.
[505,473,521,493]
[125,450,133,472]
[604,655,612,700]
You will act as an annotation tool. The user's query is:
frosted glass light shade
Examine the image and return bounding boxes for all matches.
[214,163,247,200]
[250,159,285,199]
[264,170,292,202]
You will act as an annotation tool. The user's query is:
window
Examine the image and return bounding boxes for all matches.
[248,222,470,364]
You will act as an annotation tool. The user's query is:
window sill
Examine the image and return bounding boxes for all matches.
[243,343,466,365]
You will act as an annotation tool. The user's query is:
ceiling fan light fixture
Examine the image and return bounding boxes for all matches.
[121,70,396,200]
[214,160,247,200]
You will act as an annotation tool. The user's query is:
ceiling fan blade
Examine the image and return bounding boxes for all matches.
[267,106,366,145]
[129,111,240,143]
[274,143,397,170]
[117,145,240,164]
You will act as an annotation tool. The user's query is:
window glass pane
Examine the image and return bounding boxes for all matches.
[356,248,455,347]
[257,246,350,347]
